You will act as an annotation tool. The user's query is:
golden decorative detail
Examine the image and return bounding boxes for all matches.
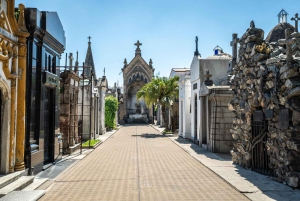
[18,45,26,58]
[11,79,16,87]
[255,42,270,54]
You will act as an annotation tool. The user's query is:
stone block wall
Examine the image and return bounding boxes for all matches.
[229,22,300,187]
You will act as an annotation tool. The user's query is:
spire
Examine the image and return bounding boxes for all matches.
[278,9,288,24]
[134,40,142,56]
[84,36,97,79]
[75,50,79,74]
[149,58,153,68]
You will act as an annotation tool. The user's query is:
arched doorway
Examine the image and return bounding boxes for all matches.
[127,82,148,123]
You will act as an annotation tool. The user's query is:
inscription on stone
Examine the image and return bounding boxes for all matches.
[279,109,289,130]
[253,110,263,121]
[193,83,197,90]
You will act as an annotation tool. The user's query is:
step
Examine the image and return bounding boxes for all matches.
[0,190,45,201]
[22,178,48,191]
[0,170,27,189]
[0,176,34,198]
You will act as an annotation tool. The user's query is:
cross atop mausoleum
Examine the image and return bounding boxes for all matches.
[134,40,142,49]
[278,28,293,66]
[291,13,299,32]
[194,36,200,56]
[230,33,239,69]
[134,40,142,56]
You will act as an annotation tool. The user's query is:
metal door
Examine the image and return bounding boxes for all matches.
[251,110,272,175]
[44,88,50,161]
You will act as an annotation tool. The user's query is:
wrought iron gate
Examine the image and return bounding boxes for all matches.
[44,88,50,161]
[251,111,272,175]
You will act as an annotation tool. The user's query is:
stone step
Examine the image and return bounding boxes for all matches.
[0,176,34,198]
[22,178,48,191]
[0,170,27,189]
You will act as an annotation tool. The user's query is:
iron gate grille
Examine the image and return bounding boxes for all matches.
[251,120,272,175]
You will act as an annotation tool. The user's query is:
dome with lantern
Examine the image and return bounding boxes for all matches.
[265,9,295,43]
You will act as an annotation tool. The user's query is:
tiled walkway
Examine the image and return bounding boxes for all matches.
[40,125,248,201]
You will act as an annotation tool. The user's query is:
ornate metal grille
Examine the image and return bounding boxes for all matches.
[251,118,272,175]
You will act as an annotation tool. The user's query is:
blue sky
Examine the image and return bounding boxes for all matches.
[16,0,299,87]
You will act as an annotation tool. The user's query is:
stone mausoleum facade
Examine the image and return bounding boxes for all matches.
[120,41,154,124]
[229,11,300,187]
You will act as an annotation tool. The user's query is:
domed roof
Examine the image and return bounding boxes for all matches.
[206,53,232,60]
[265,23,295,43]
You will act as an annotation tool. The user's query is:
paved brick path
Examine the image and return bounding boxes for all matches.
[40,125,248,201]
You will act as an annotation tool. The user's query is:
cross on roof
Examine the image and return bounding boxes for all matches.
[88,36,91,43]
[291,13,299,32]
[205,69,212,80]
[278,28,293,66]
[134,40,142,49]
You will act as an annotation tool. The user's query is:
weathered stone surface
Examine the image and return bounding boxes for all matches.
[292,110,300,125]
[285,76,300,88]
[280,69,299,79]
[278,109,289,130]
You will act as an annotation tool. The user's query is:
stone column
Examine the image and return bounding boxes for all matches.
[9,54,17,173]
[15,4,29,171]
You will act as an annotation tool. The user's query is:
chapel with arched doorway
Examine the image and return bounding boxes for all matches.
[120,40,154,124]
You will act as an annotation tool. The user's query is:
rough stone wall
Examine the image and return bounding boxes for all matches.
[229,23,300,187]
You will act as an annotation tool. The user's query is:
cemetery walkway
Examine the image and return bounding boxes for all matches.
[39,125,248,201]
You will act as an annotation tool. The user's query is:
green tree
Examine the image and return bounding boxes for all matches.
[137,76,179,130]
[105,96,118,129]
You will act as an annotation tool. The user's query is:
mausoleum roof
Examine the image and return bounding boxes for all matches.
[265,23,295,43]
[206,53,231,60]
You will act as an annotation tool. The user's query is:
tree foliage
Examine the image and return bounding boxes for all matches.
[137,76,179,130]
[105,96,118,129]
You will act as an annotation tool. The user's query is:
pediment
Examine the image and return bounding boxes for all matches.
[0,10,13,34]
[123,55,153,82]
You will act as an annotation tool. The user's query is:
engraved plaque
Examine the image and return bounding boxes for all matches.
[279,109,289,130]
[193,83,197,90]
[253,110,263,121]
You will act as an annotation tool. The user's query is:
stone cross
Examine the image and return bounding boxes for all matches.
[88,36,91,43]
[134,40,142,49]
[104,67,105,76]
[205,69,212,80]
[278,28,294,66]
[291,13,299,32]
[194,36,200,56]
[230,33,239,69]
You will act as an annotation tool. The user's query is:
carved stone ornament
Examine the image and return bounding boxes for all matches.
[18,45,26,58]
[11,79,16,87]
[18,68,23,78]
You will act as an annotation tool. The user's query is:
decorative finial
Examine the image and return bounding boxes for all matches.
[124,58,127,67]
[104,67,105,76]
[204,69,213,86]
[194,36,200,56]
[291,13,299,32]
[134,40,142,49]
[149,58,153,66]
[205,69,212,80]
[250,21,255,28]
[88,36,91,43]
[278,9,288,24]
[134,40,142,56]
